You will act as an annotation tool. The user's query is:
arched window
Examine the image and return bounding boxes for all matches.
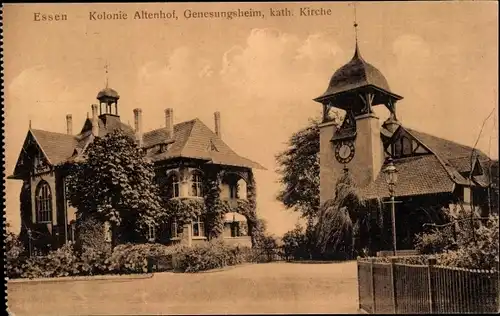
[166,172,180,198]
[35,181,52,223]
[190,171,203,197]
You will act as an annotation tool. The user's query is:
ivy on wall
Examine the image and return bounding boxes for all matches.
[157,165,260,246]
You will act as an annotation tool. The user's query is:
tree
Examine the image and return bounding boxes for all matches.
[276,119,321,221]
[314,170,366,259]
[65,129,164,245]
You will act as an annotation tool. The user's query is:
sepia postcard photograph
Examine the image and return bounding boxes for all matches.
[2,1,499,315]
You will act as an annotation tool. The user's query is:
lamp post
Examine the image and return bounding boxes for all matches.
[384,158,398,256]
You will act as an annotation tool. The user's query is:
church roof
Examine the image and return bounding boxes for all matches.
[314,46,402,102]
[360,125,493,200]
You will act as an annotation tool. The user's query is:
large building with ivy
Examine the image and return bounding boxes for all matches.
[8,87,264,254]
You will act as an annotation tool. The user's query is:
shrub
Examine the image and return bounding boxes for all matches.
[414,209,499,270]
[173,239,251,273]
[282,224,310,260]
[107,243,177,274]
[5,226,26,278]
[18,243,80,279]
[415,227,455,254]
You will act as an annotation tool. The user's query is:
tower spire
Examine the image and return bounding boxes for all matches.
[353,2,359,57]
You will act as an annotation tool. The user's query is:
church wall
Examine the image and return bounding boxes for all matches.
[350,114,385,189]
[319,121,338,204]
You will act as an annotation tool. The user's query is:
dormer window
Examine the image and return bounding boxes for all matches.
[159,143,168,153]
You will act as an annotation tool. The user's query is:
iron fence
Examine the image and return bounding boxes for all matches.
[358,258,499,314]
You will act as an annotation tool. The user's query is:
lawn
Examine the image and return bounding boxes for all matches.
[7,261,359,315]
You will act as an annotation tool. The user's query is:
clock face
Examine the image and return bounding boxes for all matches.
[334,141,355,164]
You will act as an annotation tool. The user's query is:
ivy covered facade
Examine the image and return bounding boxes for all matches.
[8,87,265,254]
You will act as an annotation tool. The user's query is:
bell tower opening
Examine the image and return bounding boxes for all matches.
[97,88,120,117]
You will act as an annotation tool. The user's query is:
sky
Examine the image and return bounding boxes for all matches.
[3,2,499,236]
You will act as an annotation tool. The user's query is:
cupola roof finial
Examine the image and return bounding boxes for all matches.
[104,60,109,89]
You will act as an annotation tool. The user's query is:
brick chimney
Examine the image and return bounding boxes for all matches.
[165,108,174,139]
[91,104,99,136]
[214,111,221,138]
[133,108,143,147]
[66,114,73,135]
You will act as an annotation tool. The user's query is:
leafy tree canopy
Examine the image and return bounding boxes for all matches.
[65,129,163,232]
[275,118,321,219]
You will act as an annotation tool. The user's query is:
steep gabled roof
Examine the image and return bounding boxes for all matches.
[30,129,78,165]
[361,125,493,200]
[406,128,489,162]
[145,118,266,170]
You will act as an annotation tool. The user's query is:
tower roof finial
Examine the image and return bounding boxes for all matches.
[353,2,359,57]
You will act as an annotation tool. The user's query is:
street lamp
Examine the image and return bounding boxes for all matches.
[384,158,398,256]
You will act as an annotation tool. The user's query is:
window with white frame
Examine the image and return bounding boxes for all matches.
[229,183,239,199]
[192,216,205,237]
[190,171,203,197]
[147,224,156,242]
[171,220,181,239]
[35,181,52,223]
[167,173,180,198]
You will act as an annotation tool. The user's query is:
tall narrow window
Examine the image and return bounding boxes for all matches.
[171,220,181,239]
[192,216,205,237]
[229,184,238,199]
[167,173,180,198]
[190,171,203,197]
[147,224,156,242]
[35,181,52,223]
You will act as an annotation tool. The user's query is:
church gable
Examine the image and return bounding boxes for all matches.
[384,127,430,159]
[12,131,52,177]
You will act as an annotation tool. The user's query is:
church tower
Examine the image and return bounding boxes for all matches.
[314,21,403,204]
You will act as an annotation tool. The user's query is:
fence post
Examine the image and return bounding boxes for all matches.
[357,257,361,311]
[427,257,437,313]
[390,258,398,314]
[370,257,376,313]
[497,262,500,313]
